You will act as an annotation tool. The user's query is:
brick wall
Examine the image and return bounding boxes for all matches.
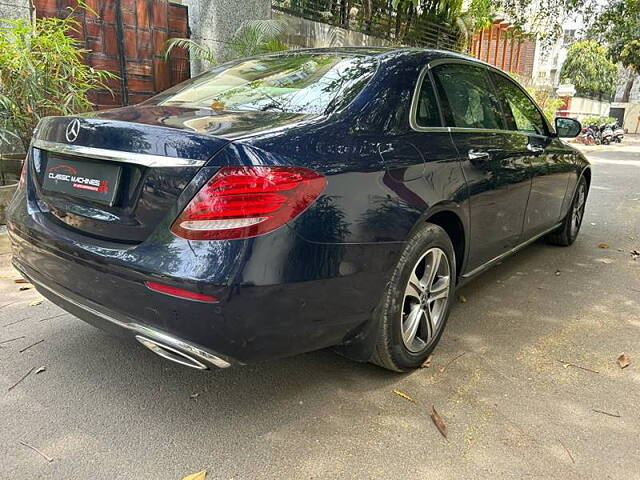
[469,22,537,80]
[34,0,190,109]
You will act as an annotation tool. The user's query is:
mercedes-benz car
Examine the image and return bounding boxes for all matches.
[7,48,588,372]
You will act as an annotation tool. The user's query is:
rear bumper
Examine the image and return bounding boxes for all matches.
[7,209,402,366]
[13,258,232,369]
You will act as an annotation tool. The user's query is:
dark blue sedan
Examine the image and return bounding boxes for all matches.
[7,48,589,372]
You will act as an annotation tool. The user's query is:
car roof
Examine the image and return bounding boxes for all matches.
[268,46,489,67]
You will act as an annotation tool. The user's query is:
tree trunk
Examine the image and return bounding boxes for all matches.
[363,0,373,34]
[395,4,402,39]
[401,4,413,43]
[622,70,636,103]
[28,0,36,29]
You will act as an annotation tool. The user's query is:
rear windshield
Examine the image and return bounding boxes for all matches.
[154,53,378,115]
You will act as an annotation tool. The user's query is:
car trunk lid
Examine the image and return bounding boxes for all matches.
[29,115,230,244]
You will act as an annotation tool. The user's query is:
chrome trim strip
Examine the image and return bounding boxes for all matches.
[447,127,547,137]
[32,139,206,168]
[13,261,231,368]
[420,57,553,138]
[462,223,562,279]
[409,65,449,133]
[428,57,493,69]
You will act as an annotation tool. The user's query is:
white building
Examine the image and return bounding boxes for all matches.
[531,16,584,88]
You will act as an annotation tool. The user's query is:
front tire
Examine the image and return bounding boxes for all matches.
[370,223,456,372]
[546,176,588,246]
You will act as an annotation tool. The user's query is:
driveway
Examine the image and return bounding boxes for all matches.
[1,143,639,479]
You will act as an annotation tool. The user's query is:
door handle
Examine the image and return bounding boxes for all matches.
[468,149,490,162]
[527,144,545,154]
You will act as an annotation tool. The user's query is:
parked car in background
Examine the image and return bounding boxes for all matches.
[8,48,588,372]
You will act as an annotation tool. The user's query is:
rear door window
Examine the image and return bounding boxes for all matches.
[489,71,548,135]
[431,63,505,130]
[414,73,442,128]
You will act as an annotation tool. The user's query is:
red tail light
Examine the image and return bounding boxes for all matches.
[171,166,326,240]
[18,157,28,190]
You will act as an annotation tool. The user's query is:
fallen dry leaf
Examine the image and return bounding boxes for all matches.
[430,406,447,438]
[420,355,433,368]
[392,389,415,403]
[19,285,34,291]
[598,242,610,249]
[617,353,630,369]
[181,470,207,480]
[29,300,43,307]
[35,366,46,374]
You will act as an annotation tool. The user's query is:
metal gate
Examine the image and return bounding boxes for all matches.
[609,107,625,127]
[272,0,463,51]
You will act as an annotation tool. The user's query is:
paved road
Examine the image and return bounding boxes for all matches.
[1,143,639,479]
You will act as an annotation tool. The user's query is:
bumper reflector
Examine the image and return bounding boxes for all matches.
[145,281,218,303]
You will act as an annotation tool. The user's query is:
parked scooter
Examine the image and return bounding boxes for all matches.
[586,123,602,144]
[611,122,624,143]
[600,123,614,145]
[579,125,597,145]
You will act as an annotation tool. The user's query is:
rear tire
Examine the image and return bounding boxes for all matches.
[546,176,588,246]
[370,223,456,372]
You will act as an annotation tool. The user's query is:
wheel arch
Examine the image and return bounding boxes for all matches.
[581,166,591,190]
[412,205,467,283]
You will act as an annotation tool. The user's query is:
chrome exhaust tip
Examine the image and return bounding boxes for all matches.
[135,335,209,370]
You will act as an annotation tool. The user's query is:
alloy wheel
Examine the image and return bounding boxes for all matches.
[571,182,586,238]
[401,248,451,353]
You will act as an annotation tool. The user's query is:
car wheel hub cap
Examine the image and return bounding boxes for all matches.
[401,247,450,353]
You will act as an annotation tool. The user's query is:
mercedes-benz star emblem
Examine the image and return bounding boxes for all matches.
[65,119,81,143]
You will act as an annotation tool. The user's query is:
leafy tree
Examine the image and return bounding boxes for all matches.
[510,73,564,122]
[527,87,565,122]
[0,15,115,152]
[559,40,618,97]
[587,0,640,101]
[463,0,598,45]
[391,0,464,21]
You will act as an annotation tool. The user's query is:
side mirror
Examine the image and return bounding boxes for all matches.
[555,117,582,138]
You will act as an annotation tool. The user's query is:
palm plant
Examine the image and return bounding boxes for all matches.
[0,15,115,153]
[164,20,289,71]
